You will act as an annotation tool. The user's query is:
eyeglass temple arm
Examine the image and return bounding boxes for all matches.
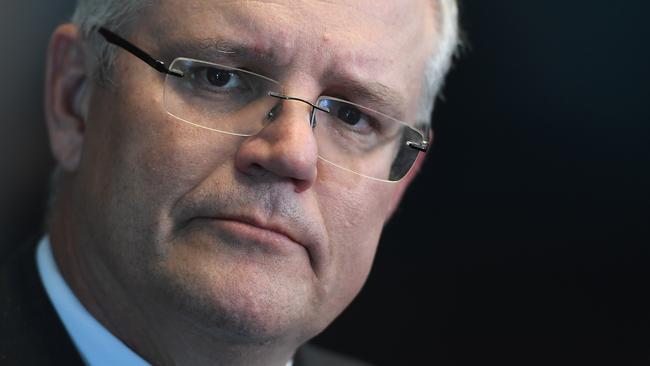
[406,124,431,152]
[97,27,184,78]
[406,140,428,152]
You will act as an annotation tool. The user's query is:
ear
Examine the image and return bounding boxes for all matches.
[44,24,90,172]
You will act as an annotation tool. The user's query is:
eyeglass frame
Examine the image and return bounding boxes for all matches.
[96,27,430,179]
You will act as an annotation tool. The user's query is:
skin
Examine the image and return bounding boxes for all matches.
[45,0,437,365]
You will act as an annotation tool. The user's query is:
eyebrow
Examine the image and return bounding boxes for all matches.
[328,78,406,119]
[160,38,277,66]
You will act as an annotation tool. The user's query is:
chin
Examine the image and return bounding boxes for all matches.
[150,250,322,344]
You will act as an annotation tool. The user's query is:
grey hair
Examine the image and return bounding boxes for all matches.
[72,0,152,82]
[419,0,460,126]
[72,0,458,122]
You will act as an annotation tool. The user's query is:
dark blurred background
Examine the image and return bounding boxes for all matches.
[2,1,649,365]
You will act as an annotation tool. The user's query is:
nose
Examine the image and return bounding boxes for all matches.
[234,99,319,193]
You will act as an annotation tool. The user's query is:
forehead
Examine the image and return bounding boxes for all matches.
[134,0,437,118]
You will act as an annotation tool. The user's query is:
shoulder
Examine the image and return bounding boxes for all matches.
[294,344,373,366]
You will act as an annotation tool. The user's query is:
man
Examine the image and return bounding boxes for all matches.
[1,0,458,364]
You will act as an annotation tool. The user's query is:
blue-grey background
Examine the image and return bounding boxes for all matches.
[2,1,649,365]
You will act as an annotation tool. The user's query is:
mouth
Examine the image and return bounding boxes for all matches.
[189,215,306,253]
[176,202,324,274]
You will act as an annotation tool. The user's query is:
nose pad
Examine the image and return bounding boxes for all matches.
[266,102,283,122]
[265,99,318,129]
[309,107,318,130]
[309,107,318,129]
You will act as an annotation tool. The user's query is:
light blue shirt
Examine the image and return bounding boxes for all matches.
[36,236,294,366]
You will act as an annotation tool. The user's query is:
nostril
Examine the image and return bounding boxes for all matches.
[292,178,309,193]
[247,163,266,176]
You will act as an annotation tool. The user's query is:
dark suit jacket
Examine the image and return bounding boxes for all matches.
[0,239,370,366]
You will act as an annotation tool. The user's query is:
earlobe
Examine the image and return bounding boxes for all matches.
[45,24,90,172]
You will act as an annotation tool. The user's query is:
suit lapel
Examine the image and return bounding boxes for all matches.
[0,237,84,365]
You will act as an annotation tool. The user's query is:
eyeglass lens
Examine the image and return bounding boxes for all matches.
[163,58,424,181]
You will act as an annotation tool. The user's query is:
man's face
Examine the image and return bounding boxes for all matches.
[71,0,436,343]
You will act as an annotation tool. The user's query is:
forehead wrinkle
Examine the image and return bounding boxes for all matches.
[317,43,408,118]
[148,1,298,66]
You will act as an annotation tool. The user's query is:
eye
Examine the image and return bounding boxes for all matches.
[334,104,377,134]
[206,68,233,87]
[337,105,363,126]
[191,66,246,91]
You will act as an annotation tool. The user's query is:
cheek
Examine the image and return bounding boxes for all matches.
[83,82,240,257]
[88,56,237,201]
[108,80,238,200]
[130,122,230,196]
[317,176,395,299]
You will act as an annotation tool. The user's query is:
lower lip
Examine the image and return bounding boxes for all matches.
[191,217,301,251]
